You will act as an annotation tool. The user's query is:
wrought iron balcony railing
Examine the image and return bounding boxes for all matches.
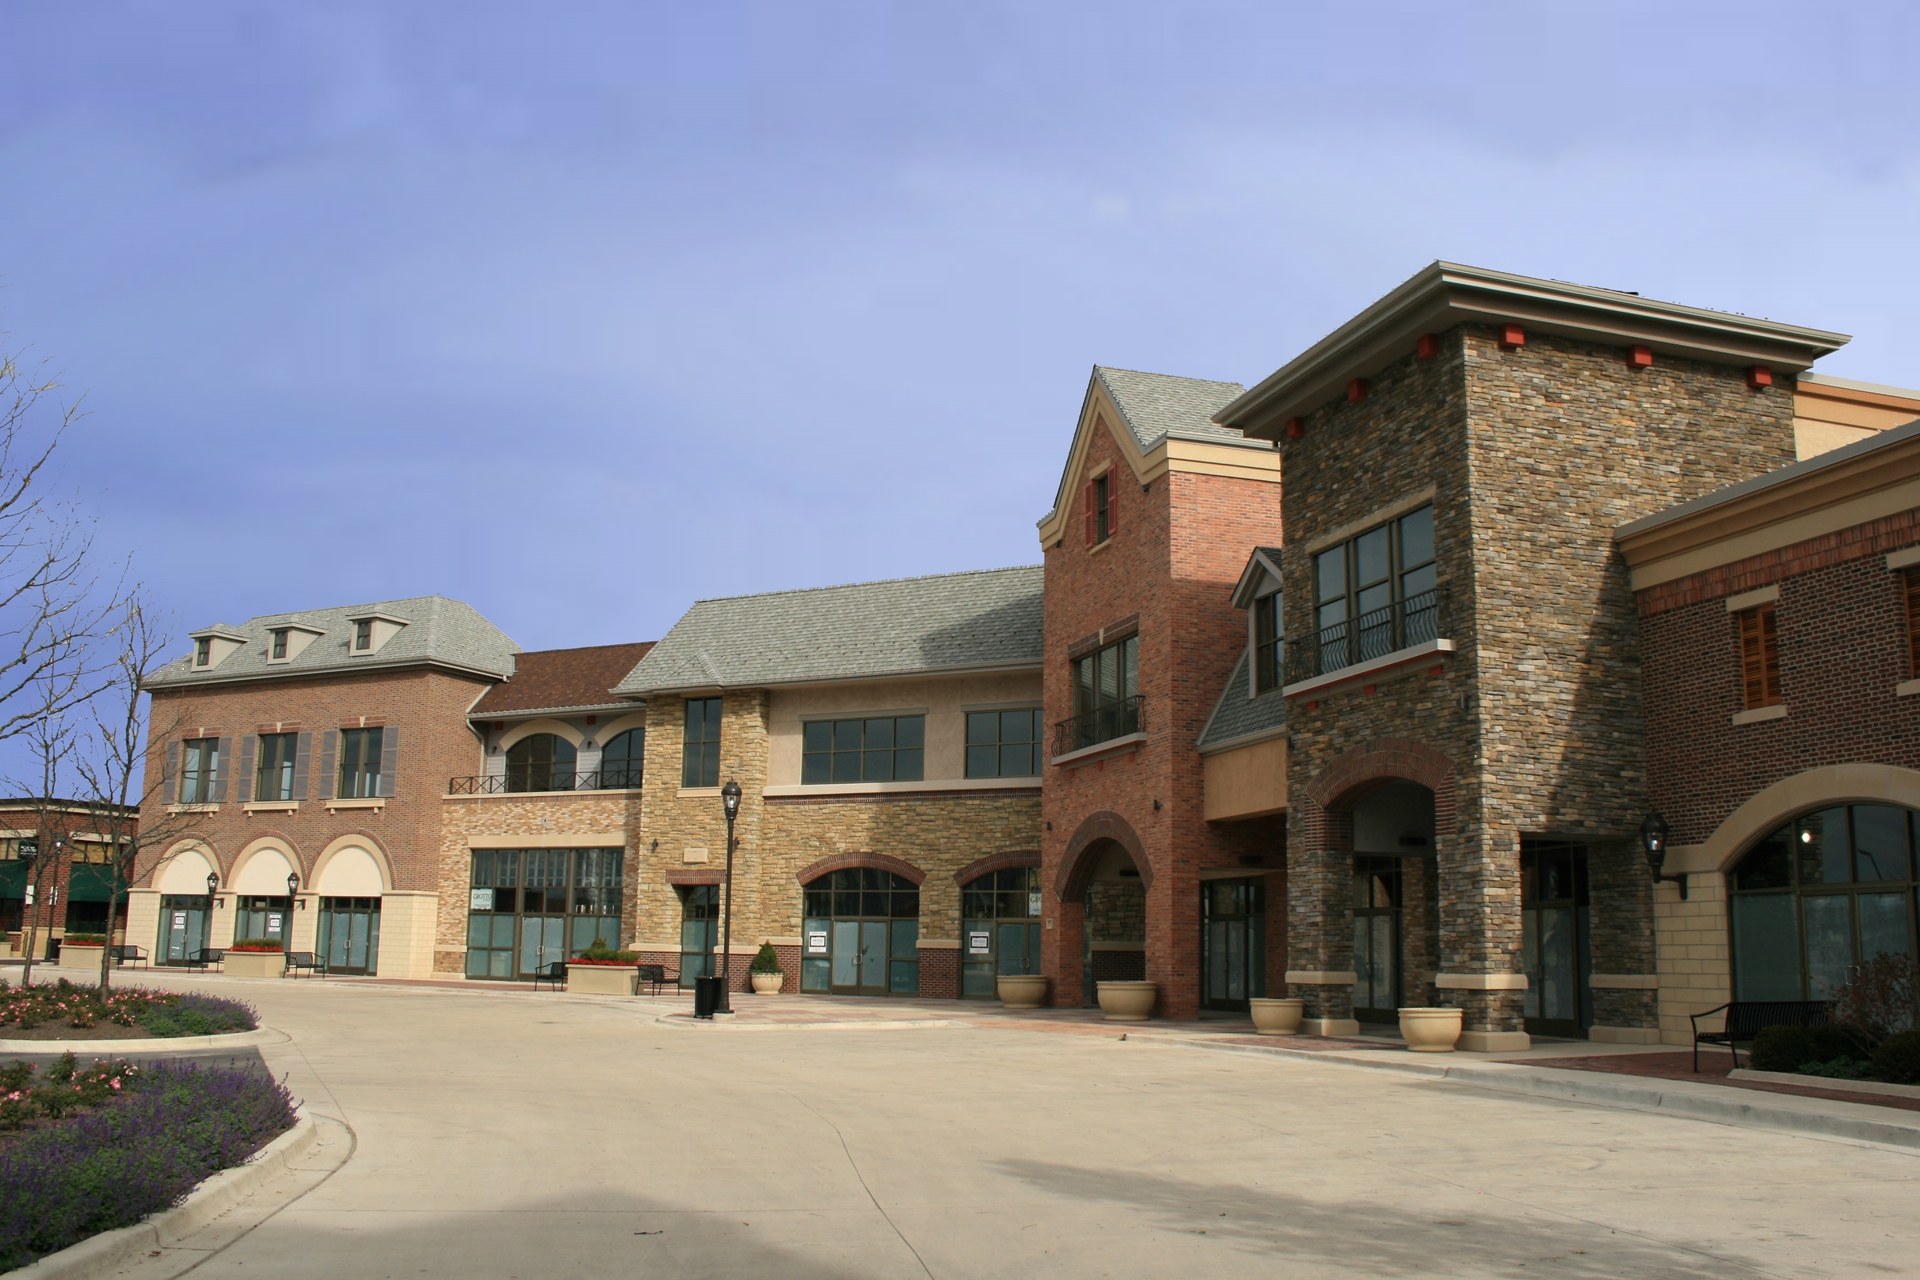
[1283,587,1445,685]
[1053,695,1145,759]
[447,767,645,796]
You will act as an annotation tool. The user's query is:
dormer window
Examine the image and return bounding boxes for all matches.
[264,622,322,665]
[194,637,212,667]
[354,620,373,651]
[187,628,246,670]
[344,612,408,657]
[1253,593,1282,692]
[271,629,289,660]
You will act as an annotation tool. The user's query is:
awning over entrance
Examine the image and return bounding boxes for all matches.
[0,861,24,897]
[67,864,127,903]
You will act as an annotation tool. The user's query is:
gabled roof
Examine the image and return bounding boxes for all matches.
[146,596,519,689]
[1230,546,1286,608]
[1095,367,1250,453]
[614,566,1043,696]
[470,642,657,718]
[1196,649,1288,753]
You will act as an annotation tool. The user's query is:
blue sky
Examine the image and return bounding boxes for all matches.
[2,1,1918,667]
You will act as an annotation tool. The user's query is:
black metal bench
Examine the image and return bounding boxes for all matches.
[1691,999,1829,1071]
[533,960,567,991]
[108,945,147,969]
[184,948,225,973]
[637,963,679,996]
[284,951,325,979]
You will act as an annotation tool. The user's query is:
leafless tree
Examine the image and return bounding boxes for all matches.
[73,594,202,994]
[11,633,81,987]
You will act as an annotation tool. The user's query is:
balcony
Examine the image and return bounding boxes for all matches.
[1052,696,1145,760]
[1282,588,1452,697]
[447,768,644,796]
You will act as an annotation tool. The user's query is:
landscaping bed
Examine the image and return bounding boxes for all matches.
[0,1052,295,1270]
[0,980,258,1041]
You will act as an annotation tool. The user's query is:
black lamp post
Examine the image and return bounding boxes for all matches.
[718,779,742,1014]
[1640,810,1685,899]
[287,870,300,901]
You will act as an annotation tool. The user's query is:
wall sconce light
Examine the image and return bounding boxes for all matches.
[1641,810,1685,899]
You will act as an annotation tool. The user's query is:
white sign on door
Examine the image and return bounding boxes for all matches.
[267,913,283,933]
[1028,891,1042,915]
[469,888,494,911]
[967,932,991,955]
[806,932,828,954]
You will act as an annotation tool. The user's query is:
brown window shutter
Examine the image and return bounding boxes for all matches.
[1738,605,1782,709]
[1759,605,1781,705]
[1906,570,1920,678]
[1083,481,1096,547]
[1106,480,1117,537]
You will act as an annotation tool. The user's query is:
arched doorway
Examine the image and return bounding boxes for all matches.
[1347,780,1437,1024]
[960,865,1041,999]
[801,867,921,996]
[232,844,297,950]
[1728,803,1918,1001]
[154,845,217,965]
[1079,842,1145,1005]
[318,844,386,975]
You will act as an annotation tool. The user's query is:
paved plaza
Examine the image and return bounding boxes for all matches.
[59,973,1920,1279]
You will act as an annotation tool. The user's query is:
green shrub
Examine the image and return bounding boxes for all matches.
[750,943,783,975]
[60,934,107,946]
[228,938,284,952]
[1870,1030,1920,1085]
[1797,1057,1875,1080]
[574,939,639,963]
[1749,1023,1878,1073]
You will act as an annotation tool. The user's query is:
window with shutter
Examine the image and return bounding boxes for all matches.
[1906,570,1920,679]
[212,738,232,802]
[1737,604,1782,709]
[162,740,180,805]
[291,732,312,801]
[379,727,399,798]
[1083,480,1097,547]
[1102,475,1115,539]
[237,737,255,804]
[318,731,338,801]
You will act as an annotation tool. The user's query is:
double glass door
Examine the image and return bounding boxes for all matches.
[159,894,210,964]
[801,869,920,996]
[1353,857,1402,1021]
[319,897,380,974]
[960,867,1042,999]
[234,895,291,948]
[679,885,717,986]
[464,847,626,980]
[1202,878,1266,1010]
[1521,840,1593,1037]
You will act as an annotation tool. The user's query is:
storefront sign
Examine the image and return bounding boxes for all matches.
[267,912,283,933]
[806,932,828,954]
[1028,891,1042,915]
[469,888,494,911]
[967,932,990,955]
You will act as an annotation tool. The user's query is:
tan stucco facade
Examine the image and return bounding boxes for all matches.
[1201,735,1288,821]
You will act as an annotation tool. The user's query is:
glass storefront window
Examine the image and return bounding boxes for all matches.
[801,868,919,996]
[464,847,624,980]
[961,866,1041,999]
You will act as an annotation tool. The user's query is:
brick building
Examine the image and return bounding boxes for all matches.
[0,802,139,960]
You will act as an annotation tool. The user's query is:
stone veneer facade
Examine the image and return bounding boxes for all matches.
[1279,324,1799,1043]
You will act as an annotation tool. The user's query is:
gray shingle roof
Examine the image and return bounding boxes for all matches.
[1196,649,1287,751]
[615,566,1043,695]
[147,596,519,688]
[1094,367,1251,452]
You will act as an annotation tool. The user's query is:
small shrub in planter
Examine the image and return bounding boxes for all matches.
[1870,1030,1920,1085]
[1749,1023,1878,1074]
[570,939,640,966]
[750,944,783,975]
[227,939,284,953]
[60,934,107,947]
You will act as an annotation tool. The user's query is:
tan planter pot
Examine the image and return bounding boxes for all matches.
[226,951,286,979]
[1248,997,1304,1035]
[1399,1007,1464,1052]
[996,974,1048,1008]
[1096,980,1157,1021]
[750,972,784,994]
[568,964,639,996]
[60,944,105,970]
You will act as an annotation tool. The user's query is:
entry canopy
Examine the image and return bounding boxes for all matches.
[66,865,127,903]
[235,847,295,894]
[318,847,384,897]
[155,847,215,894]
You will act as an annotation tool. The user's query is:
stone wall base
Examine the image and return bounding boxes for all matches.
[1302,1017,1361,1037]
[1589,1025,1662,1045]
[1458,1030,1530,1052]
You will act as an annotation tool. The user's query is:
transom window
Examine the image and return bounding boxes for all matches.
[255,733,297,802]
[506,733,576,792]
[803,716,925,784]
[683,698,721,788]
[966,709,1042,778]
[179,738,220,804]
[1311,503,1436,674]
[1067,635,1138,751]
[598,729,644,789]
[1729,804,1917,1001]
[1252,593,1281,693]
[338,728,383,799]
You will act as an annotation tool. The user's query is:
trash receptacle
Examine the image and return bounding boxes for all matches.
[693,975,721,1019]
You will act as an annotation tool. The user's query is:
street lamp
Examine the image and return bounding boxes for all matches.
[1640,810,1685,899]
[207,870,223,908]
[717,779,742,1014]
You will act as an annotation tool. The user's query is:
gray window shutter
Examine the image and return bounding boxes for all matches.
[319,730,338,800]
[237,736,255,804]
[292,732,312,801]
[378,727,399,798]
[162,740,179,805]
[212,737,232,803]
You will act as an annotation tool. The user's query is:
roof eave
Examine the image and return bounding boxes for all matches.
[1213,261,1851,438]
[616,656,1044,700]
[143,655,511,693]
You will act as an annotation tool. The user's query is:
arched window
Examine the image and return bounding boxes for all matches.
[505,734,577,793]
[599,729,644,789]
[1729,804,1918,1000]
[801,868,919,996]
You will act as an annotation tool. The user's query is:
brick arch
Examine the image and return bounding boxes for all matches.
[795,852,926,887]
[1055,811,1151,900]
[1305,738,1458,812]
[953,850,1041,886]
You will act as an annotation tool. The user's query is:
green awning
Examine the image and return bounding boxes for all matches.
[66,864,127,904]
[0,861,24,898]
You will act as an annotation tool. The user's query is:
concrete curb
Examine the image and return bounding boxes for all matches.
[1731,1066,1920,1100]
[0,1028,288,1056]
[8,1109,320,1280]
[1144,1034,1920,1150]
[651,1013,963,1032]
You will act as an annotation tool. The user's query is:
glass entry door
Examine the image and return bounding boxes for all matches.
[801,869,920,996]
[679,885,717,987]
[159,894,209,964]
[1353,857,1401,1022]
[1521,840,1593,1037]
[519,915,567,978]
[960,867,1042,998]
[1202,878,1267,1011]
[318,897,380,974]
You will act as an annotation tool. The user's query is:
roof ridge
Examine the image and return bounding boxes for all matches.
[683,564,1042,608]
[1094,364,1245,388]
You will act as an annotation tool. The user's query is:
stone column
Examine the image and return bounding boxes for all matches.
[1435,776,1529,1051]
[1287,794,1358,1035]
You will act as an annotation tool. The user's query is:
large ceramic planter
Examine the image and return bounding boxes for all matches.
[1096,980,1157,1022]
[1399,1007,1464,1053]
[226,950,286,979]
[568,964,639,996]
[1248,997,1304,1036]
[997,974,1048,1009]
[750,972,784,994]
